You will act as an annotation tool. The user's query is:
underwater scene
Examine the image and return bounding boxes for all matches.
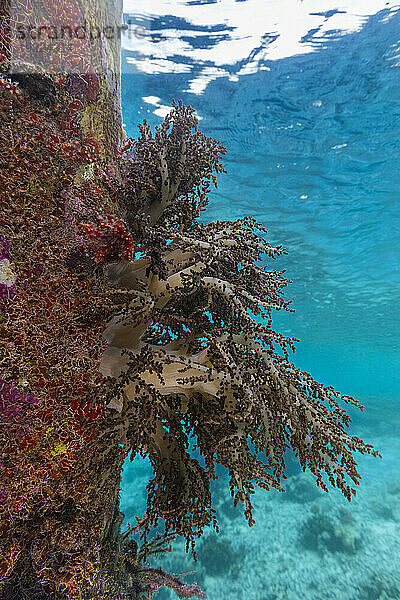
[119,2,400,599]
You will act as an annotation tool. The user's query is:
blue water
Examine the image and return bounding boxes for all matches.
[119,3,400,598]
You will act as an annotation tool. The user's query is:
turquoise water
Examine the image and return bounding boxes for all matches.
[120,3,400,598]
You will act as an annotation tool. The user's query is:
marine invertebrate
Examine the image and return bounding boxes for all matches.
[0,379,42,440]
[0,243,16,311]
[99,100,380,555]
[81,214,135,264]
[299,507,362,555]
[197,532,240,577]
[134,567,206,599]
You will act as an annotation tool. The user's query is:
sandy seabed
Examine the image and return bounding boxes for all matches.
[120,421,400,600]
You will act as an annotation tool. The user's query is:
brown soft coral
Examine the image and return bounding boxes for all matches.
[99,103,380,554]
